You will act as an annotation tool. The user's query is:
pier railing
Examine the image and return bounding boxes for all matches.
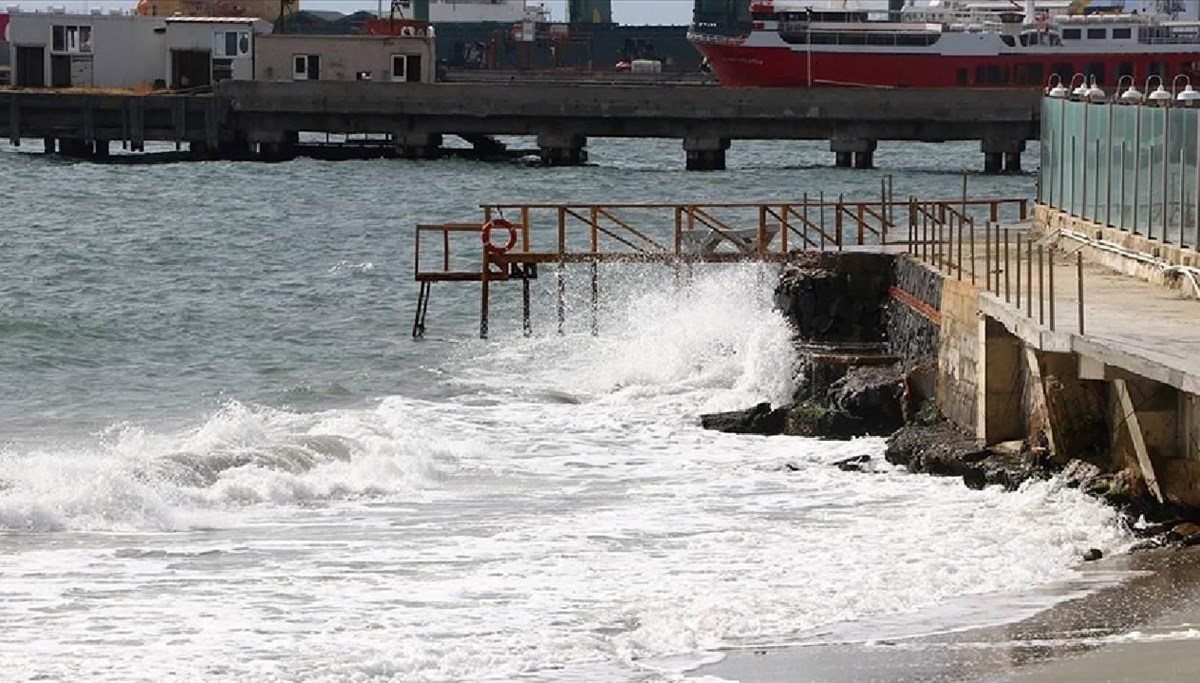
[412,197,1028,338]
[909,217,1087,336]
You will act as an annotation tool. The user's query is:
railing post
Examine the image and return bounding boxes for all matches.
[835,195,844,250]
[520,205,530,252]
[1027,238,1034,318]
[1049,244,1056,331]
[1004,228,1011,303]
[1015,233,1022,306]
[758,204,768,257]
[856,203,865,245]
[1077,251,1085,336]
[781,203,790,253]
[558,206,567,335]
[1038,244,1045,326]
[984,218,992,292]
[480,247,491,339]
[1019,199,1028,222]
[909,196,916,254]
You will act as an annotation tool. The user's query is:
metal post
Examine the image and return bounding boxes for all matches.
[522,274,532,337]
[1106,102,1114,227]
[590,260,599,336]
[970,214,977,285]
[1038,245,1045,326]
[1082,102,1089,218]
[1077,251,1085,336]
[1120,140,1128,230]
[1004,228,1011,303]
[1071,136,1078,217]
[1027,238,1034,318]
[948,212,956,277]
[1049,245,1056,332]
[1015,233,1022,306]
[1180,146,1187,246]
[984,218,991,291]
[1134,108,1142,233]
[957,211,964,280]
[480,249,491,339]
[922,208,929,262]
[1163,104,1170,242]
[1149,145,1157,240]
[1195,110,1200,249]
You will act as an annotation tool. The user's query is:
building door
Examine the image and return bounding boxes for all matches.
[405,55,421,82]
[15,46,45,87]
[50,55,71,88]
[171,50,212,90]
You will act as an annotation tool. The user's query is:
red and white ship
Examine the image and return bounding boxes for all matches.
[689,0,1200,88]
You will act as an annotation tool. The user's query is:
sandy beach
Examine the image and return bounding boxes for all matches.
[694,547,1200,683]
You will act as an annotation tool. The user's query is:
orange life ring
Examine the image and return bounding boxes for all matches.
[481,218,518,255]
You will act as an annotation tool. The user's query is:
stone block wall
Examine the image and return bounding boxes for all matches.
[936,278,981,434]
[887,256,942,368]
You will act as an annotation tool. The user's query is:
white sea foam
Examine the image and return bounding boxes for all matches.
[0,264,1133,682]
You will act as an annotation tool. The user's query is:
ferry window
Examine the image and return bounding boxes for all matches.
[957,68,968,85]
[1113,28,1132,39]
[1062,28,1081,40]
[1087,28,1106,40]
[975,65,1003,85]
[1149,61,1163,76]
[1001,35,1015,47]
[1027,64,1043,84]
[1087,63,1105,84]
[1052,62,1074,81]
[1118,62,1134,78]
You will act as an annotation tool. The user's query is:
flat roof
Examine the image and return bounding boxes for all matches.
[163,16,265,24]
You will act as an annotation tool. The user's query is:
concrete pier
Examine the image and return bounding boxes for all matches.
[0,82,1040,171]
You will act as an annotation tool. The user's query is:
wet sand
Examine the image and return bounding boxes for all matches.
[693,548,1200,683]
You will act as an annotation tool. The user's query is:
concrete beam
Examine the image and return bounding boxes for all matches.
[1114,378,1165,503]
[394,131,443,160]
[977,316,1025,444]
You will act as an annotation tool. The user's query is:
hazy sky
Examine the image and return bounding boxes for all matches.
[12,0,703,24]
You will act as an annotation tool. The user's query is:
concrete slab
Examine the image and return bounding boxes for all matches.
[913,225,1200,396]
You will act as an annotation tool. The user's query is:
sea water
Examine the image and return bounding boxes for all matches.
[0,138,1129,681]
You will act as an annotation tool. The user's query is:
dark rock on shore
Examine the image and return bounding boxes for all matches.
[700,402,787,436]
[832,455,872,472]
[828,364,906,436]
[1082,548,1104,562]
[886,424,1049,491]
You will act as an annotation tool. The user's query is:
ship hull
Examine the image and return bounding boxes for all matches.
[691,37,1200,88]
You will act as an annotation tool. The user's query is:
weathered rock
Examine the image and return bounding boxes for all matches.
[827,363,906,436]
[1082,548,1104,562]
[887,423,1046,491]
[1060,459,1105,490]
[700,402,787,436]
[832,455,872,472]
[786,402,868,440]
[774,254,893,346]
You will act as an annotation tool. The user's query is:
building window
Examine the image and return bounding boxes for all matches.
[1087,28,1106,40]
[214,31,251,58]
[391,54,423,82]
[293,54,320,80]
[51,25,92,53]
[1113,27,1132,39]
[1062,28,1081,40]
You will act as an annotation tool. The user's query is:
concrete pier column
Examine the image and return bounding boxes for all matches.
[1004,152,1022,174]
[830,138,877,170]
[251,130,298,162]
[984,152,1003,174]
[59,138,90,158]
[92,140,110,160]
[537,133,587,166]
[394,131,443,160]
[683,136,730,171]
[42,137,57,154]
[981,137,1026,175]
